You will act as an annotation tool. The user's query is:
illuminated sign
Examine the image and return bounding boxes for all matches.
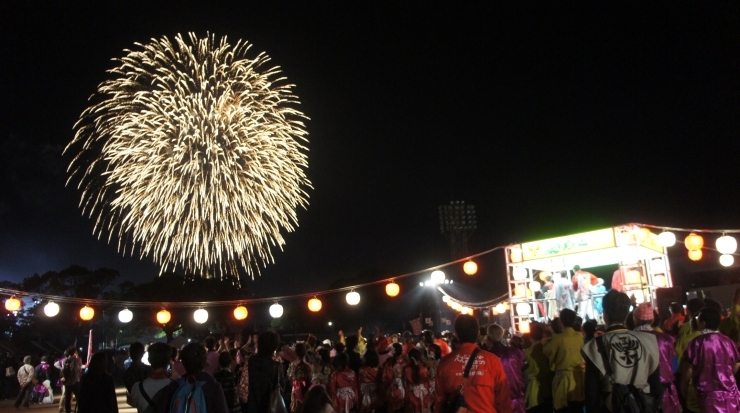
[521,228,616,261]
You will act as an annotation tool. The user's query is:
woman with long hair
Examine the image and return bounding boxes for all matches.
[378,343,405,412]
[404,348,433,413]
[328,353,359,413]
[77,352,118,413]
[312,347,333,387]
[358,349,380,412]
[288,343,314,413]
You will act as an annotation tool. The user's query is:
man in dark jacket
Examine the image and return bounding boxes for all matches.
[247,331,285,412]
[156,342,229,413]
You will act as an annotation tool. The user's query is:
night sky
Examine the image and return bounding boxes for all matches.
[1,2,739,302]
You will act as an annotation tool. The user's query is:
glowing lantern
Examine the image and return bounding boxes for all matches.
[269,303,284,318]
[386,282,400,297]
[510,247,523,263]
[118,308,133,323]
[234,305,248,320]
[495,303,506,313]
[633,290,645,304]
[346,291,361,305]
[688,249,703,261]
[720,254,735,267]
[716,235,738,255]
[431,270,446,284]
[492,307,499,316]
[625,269,641,285]
[516,303,531,316]
[503,301,510,310]
[538,271,550,282]
[442,295,450,303]
[157,309,171,324]
[451,302,461,311]
[658,231,676,247]
[512,267,527,280]
[519,320,531,334]
[5,296,21,312]
[514,284,526,297]
[307,298,322,312]
[653,274,667,288]
[529,281,541,292]
[651,258,666,274]
[44,301,59,317]
[685,233,704,251]
[194,308,208,324]
[635,227,651,242]
[463,261,478,275]
[79,305,94,321]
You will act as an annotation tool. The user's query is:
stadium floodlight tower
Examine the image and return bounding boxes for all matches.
[439,201,477,260]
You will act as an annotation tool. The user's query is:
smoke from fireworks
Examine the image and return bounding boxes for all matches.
[65,33,311,284]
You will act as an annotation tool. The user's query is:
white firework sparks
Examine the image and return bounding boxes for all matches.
[66,33,311,284]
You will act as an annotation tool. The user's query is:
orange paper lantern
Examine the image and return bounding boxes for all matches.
[385,282,400,297]
[514,284,526,297]
[463,261,478,275]
[509,248,523,263]
[625,269,641,285]
[519,320,531,334]
[635,227,651,242]
[79,305,94,321]
[688,249,703,261]
[157,309,171,324]
[4,296,21,312]
[233,306,248,320]
[307,298,322,312]
[685,233,704,251]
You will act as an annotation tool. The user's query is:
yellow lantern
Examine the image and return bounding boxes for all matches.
[625,269,641,285]
[79,305,94,321]
[514,284,526,297]
[386,282,400,297]
[5,296,21,312]
[492,307,499,316]
[307,297,322,312]
[503,301,510,310]
[157,309,171,324]
[519,320,531,334]
[463,261,478,275]
[234,305,248,320]
[509,247,523,263]
[685,233,704,251]
[688,249,703,261]
[635,227,651,242]
[653,274,667,288]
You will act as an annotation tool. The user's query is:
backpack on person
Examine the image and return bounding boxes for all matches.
[596,337,655,413]
[62,358,77,385]
[169,375,208,413]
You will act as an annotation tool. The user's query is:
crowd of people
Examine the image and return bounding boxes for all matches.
[3,287,740,412]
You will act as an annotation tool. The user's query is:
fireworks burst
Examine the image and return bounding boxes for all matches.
[66,33,311,284]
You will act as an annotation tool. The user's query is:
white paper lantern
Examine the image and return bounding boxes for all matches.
[512,267,527,280]
[651,259,666,274]
[442,295,450,303]
[194,308,209,324]
[495,303,506,313]
[716,236,738,255]
[720,254,735,267]
[118,308,133,323]
[269,303,284,318]
[529,281,541,292]
[431,270,446,284]
[346,291,361,305]
[44,301,59,317]
[657,231,676,247]
[516,303,531,316]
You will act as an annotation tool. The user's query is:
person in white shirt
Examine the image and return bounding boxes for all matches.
[130,343,173,413]
[14,356,34,409]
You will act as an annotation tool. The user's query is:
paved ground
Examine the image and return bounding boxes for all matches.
[0,387,135,413]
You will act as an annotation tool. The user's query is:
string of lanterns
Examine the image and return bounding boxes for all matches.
[634,224,739,266]
[0,245,491,324]
[4,223,740,325]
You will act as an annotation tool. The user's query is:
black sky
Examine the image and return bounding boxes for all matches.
[1,2,739,300]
